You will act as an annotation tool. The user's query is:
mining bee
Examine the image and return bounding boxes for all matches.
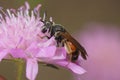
[40,13,87,62]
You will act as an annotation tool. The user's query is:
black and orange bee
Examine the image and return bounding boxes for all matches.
[40,13,87,62]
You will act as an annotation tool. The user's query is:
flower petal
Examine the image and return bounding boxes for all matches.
[67,62,86,74]
[10,49,27,58]
[55,61,86,74]
[25,42,39,57]
[39,37,56,47]
[36,46,56,58]
[0,49,9,61]
[26,58,38,80]
[52,47,66,60]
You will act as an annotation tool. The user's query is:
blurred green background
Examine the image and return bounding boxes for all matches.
[0,0,120,80]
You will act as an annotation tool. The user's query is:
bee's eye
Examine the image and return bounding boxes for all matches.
[41,28,47,33]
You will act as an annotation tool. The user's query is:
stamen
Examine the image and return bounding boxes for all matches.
[34,4,41,18]
[0,14,3,20]
[6,9,12,18]
[15,37,23,48]
[25,1,30,10]
[0,7,7,16]
[10,9,17,17]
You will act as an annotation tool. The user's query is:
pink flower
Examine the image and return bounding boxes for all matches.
[75,24,120,80]
[0,2,86,80]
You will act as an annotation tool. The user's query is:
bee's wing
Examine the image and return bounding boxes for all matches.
[59,32,88,60]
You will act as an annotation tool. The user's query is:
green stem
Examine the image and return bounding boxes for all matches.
[15,59,24,80]
[3,59,25,80]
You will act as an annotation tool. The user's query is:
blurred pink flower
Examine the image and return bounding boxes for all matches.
[0,75,6,80]
[75,24,120,80]
[0,2,86,80]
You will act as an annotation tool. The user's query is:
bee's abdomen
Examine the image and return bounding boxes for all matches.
[71,50,79,62]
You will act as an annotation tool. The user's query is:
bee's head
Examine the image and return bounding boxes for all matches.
[41,12,53,33]
[41,21,53,33]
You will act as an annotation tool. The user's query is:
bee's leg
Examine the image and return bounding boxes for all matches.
[37,34,51,39]
[61,40,73,66]
[61,39,67,47]
[65,54,72,66]
[40,62,59,69]
[56,37,64,47]
[41,35,51,39]
[61,40,64,47]
[56,41,60,47]
[46,64,59,69]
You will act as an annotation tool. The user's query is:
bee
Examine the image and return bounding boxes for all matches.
[40,13,87,62]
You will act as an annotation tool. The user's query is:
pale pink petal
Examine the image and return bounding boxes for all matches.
[10,49,27,58]
[67,62,86,74]
[55,61,86,74]
[25,42,39,57]
[52,47,66,60]
[26,58,38,80]
[0,49,9,61]
[36,46,56,58]
[26,42,38,51]
[38,48,66,63]
[39,37,56,47]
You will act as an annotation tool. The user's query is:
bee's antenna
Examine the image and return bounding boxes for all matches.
[49,17,53,22]
[49,17,55,25]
